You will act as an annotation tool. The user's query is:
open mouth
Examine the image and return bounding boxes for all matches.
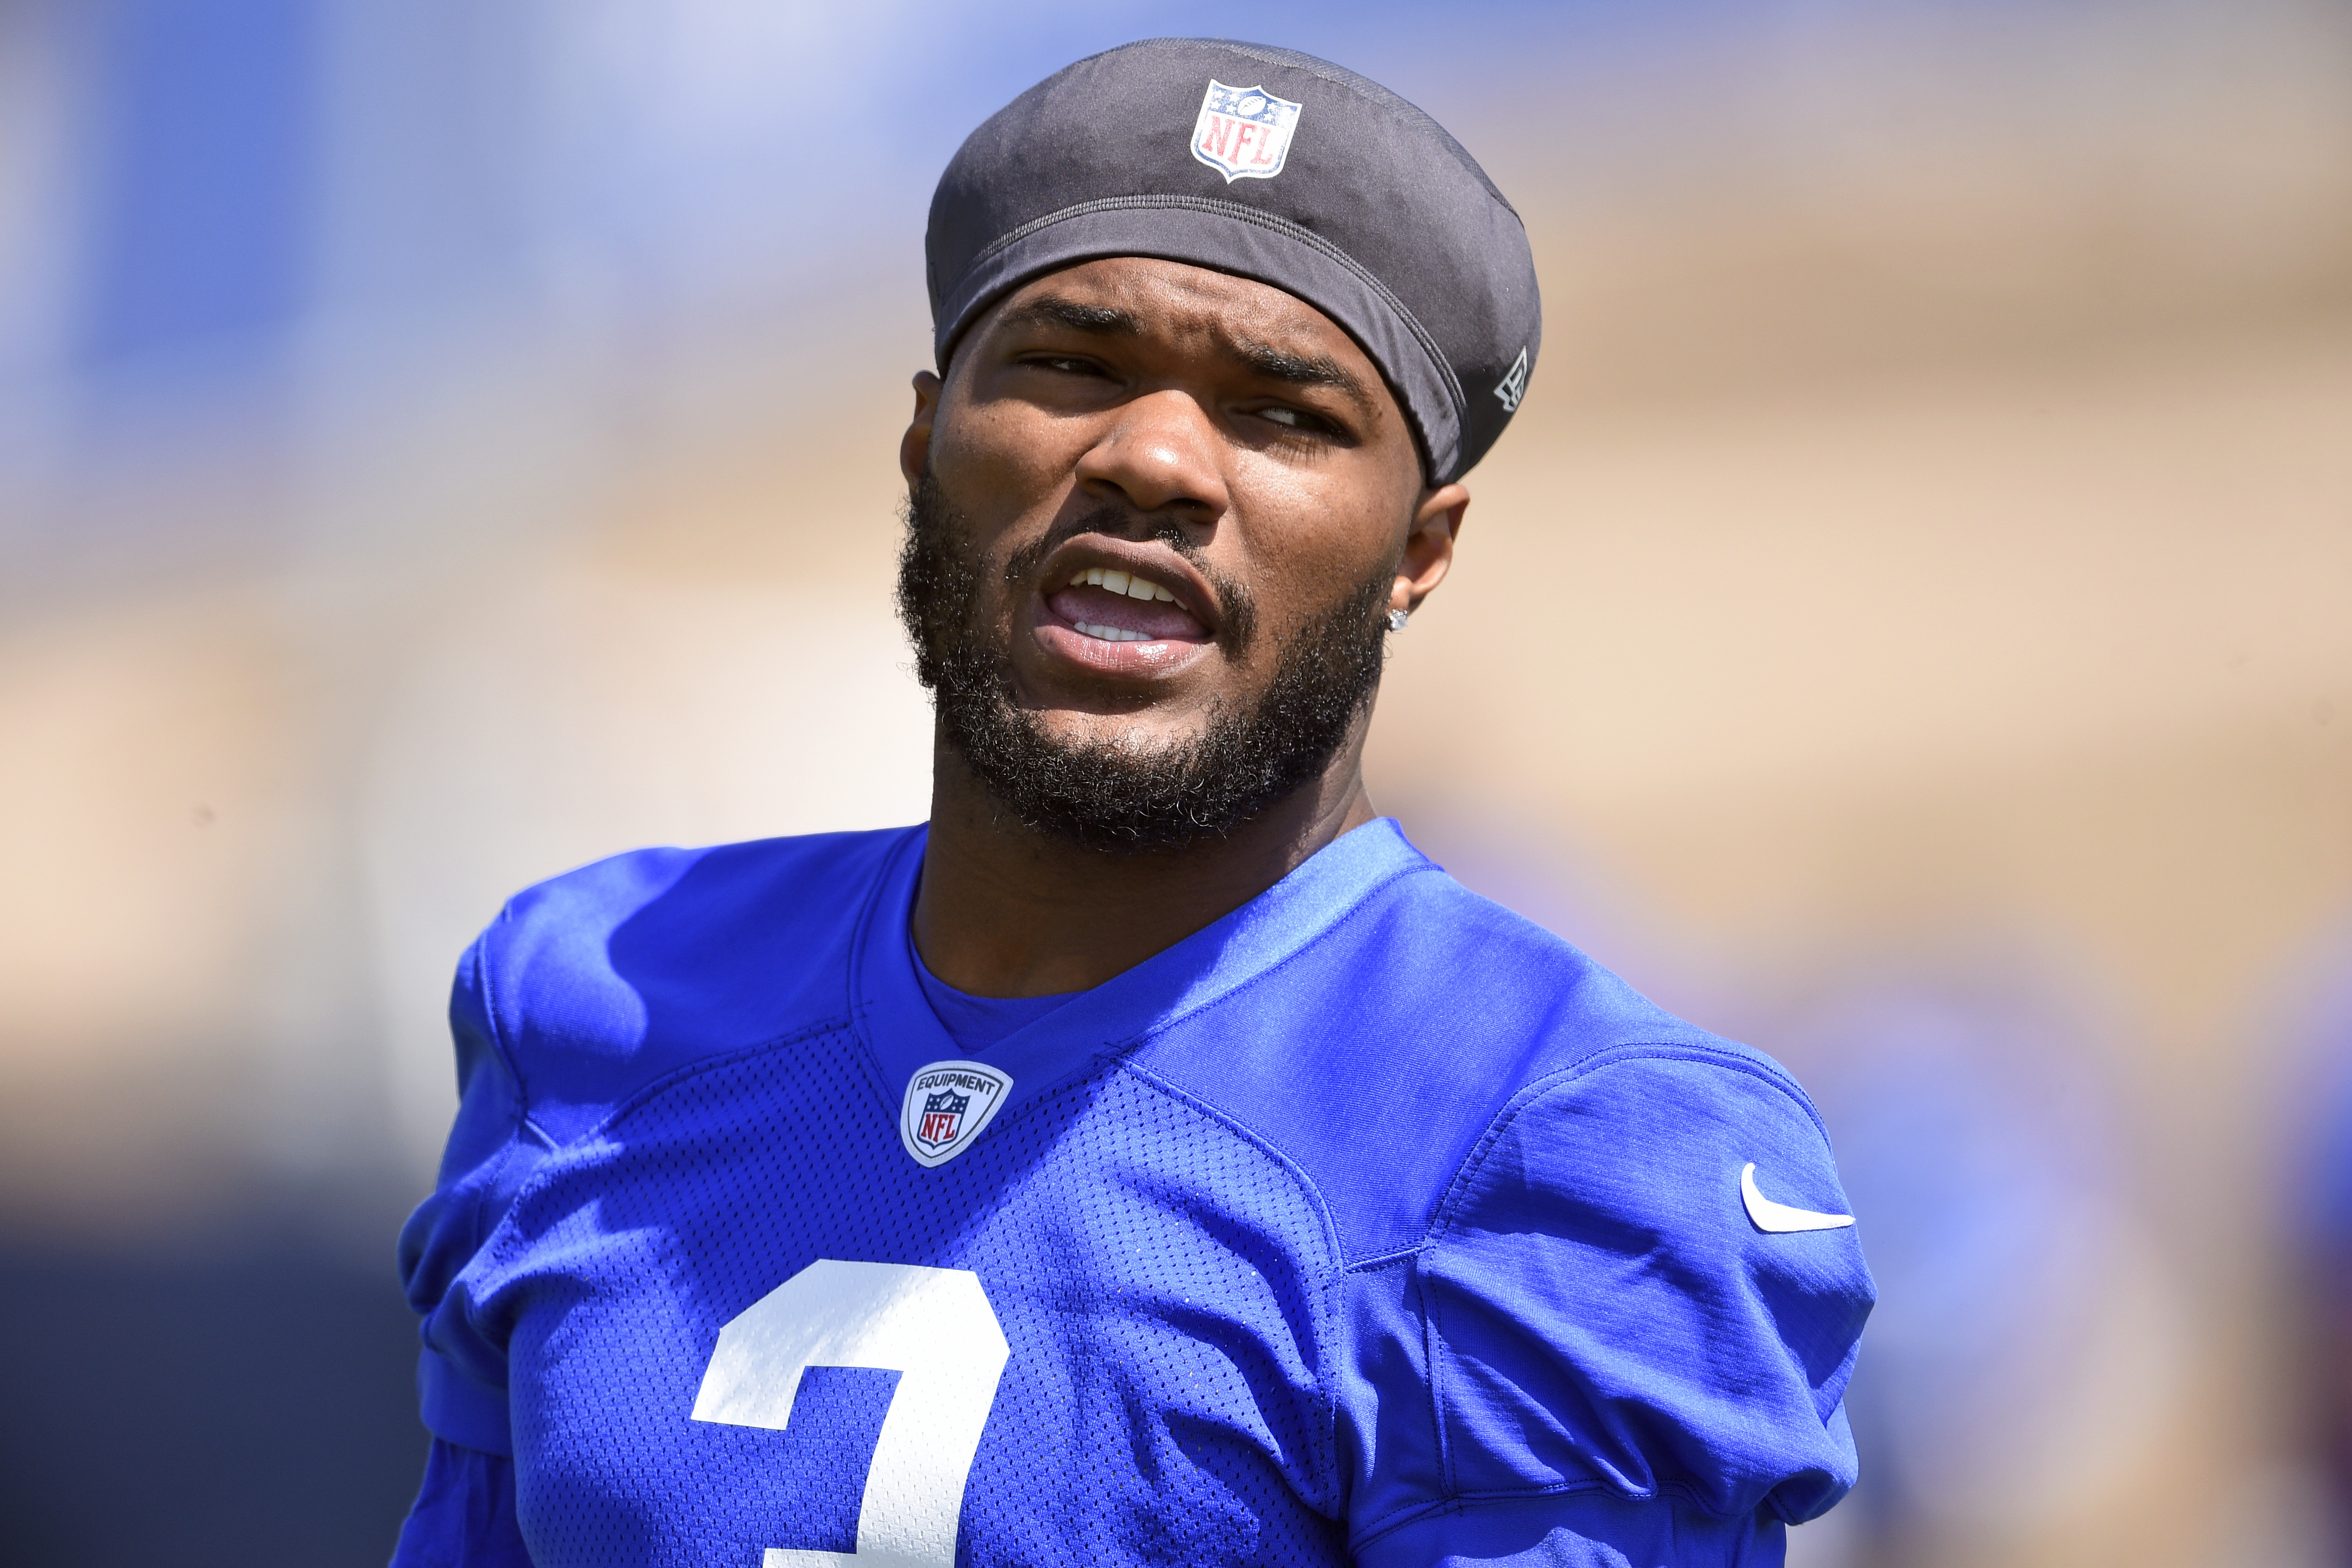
[1042,565,1212,646]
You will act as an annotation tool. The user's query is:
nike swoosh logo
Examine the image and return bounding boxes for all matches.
[1740,1162,1856,1233]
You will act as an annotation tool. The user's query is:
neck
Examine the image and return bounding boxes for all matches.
[912,727,1379,997]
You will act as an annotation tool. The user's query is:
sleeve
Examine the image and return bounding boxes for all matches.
[390,1439,535,1568]
[396,931,552,1461]
[1342,1048,1874,1567]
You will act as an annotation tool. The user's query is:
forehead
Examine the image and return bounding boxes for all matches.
[970,257,1389,394]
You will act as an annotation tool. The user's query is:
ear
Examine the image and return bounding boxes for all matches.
[1391,483,1469,617]
[900,370,944,489]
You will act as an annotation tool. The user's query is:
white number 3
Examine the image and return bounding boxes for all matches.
[692,1260,1011,1568]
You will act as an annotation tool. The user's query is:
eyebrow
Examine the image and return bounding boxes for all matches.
[1222,335,1379,423]
[998,296,1143,336]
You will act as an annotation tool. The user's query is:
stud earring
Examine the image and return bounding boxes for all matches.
[1386,607,1410,633]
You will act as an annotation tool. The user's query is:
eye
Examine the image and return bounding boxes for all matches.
[1021,354,1110,378]
[1256,404,1339,437]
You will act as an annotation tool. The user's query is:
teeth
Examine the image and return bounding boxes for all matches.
[1074,621,1156,644]
[1065,565,1180,603]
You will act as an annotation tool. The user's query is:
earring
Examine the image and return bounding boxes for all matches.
[1386,607,1410,633]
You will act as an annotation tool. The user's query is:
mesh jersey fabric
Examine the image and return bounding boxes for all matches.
[396,819,1872,1567]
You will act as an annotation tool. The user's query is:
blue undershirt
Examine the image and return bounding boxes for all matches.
[911,935,1079,1054]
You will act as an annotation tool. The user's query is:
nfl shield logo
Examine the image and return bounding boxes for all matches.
[899,1061,1014,1168]
[918,1088,969,1148]
[1191,80,1303,183]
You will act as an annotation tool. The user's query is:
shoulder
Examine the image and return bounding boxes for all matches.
[1398,1031,1869,1530]
[473,826,914,1143]
[1129,858,1870,1535]
[1134,858,1800,1260]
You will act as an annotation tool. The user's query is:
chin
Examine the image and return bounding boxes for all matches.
[1022,706,1207,758]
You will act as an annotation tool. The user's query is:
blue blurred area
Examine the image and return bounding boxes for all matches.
[1788,982,2135,1547]
[2279,946,2352,1563]
[0,1226,421,1568]
[2288,961,2352,1251]
[24,0,1702,422]
[79,0,318,369]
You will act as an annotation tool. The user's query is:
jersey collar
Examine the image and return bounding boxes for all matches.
[848,817,1434,1129]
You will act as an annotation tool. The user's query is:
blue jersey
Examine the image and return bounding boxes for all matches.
[397,819,1871,1567]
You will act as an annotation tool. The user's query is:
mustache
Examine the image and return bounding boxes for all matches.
[1000,500,1258,655]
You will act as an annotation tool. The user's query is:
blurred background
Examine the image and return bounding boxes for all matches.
[0,0,2347,1562]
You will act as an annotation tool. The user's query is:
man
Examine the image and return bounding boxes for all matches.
[394,38,1871,1568]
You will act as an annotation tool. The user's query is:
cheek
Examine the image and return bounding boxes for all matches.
[1225,458,1410,612]
[929,396,1085,520]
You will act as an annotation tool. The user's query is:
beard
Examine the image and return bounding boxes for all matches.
[895,466,1392,855]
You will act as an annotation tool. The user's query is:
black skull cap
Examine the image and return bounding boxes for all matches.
[926,38,1540,484]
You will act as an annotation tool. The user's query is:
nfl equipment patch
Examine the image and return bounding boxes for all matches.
[899,1061,1013,1167]
[1191,80,1303,183]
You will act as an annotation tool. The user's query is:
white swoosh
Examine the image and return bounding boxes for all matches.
[1740,1162,1856,1233]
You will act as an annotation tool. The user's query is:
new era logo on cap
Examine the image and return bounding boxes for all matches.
[1494,346,1530,412]
[1191,80,1302,183]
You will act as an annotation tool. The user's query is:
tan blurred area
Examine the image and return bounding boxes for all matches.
[1389,51,2352,1562]
[1,3,2348,1564]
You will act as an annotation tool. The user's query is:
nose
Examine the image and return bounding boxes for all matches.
[1071,389,1229,526]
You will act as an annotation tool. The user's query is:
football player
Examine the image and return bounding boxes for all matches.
[394,38,1872,1568]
